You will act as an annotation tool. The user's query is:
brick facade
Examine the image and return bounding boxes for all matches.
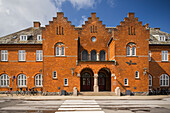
[0,12,169,94]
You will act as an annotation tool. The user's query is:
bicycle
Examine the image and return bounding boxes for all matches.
[6,88,13,96]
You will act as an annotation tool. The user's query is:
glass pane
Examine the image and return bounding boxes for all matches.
[7,80,9,85]
[127,46,130,55]
[61,47,65,55]
[83,78,86,85]
[100,51,105,61]
[87,78,90,85]
[56,47,59,55]
[132,47,136,55]
[166,80,168,86]
[91,50,97,61]
[82,50,88,61]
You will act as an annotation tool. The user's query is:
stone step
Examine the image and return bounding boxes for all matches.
[79,92,116,96]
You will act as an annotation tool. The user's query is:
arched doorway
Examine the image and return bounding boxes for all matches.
[80,68,94,91]
[98,68,111,91]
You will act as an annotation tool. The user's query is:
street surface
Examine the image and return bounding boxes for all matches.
[0,95,170,113]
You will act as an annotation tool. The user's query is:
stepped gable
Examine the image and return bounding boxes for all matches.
[0,27,44,44]
[43,12,76,33]
[149,28,170,45]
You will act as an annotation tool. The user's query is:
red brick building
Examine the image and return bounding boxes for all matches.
[0,12,169,95]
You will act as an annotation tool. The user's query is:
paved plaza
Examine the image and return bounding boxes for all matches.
[0,95,170,113]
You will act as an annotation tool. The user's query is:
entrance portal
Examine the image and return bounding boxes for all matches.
[80,68,94,91]
[98,68,111,91]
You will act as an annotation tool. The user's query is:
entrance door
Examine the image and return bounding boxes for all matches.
[81,73,91,91]
[98,73,106,91]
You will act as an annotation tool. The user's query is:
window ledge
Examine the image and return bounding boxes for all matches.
[135,78,140,80]
[17,86,27,88]
[0,86,9,88]
[64,85,69,87]
[53,78,58,80]
[36,60,43,62]
[161,61,169,62]
[1,61,8,62]
[18,61,26,62]
[126,56,138,57]
[35,86,43,88]
[124,85,129,87]
[160,86,169,87]
[55,56,66,57]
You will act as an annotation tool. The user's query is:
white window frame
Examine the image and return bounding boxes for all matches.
[37,35,42,41]
[149,50,151,61]
[132,46,136,56]
[159,35,165,41]
[17,74,27,87]
[53,71,57,79]
[160,74,169,87]
[0,74,9,87]
[18,50,26,61]
[161,51,168,61]
[35,74,43,87]
[149,74,152,86]
[127,46,131,56]
[61,46,65,56]
[56,46,60,56]
[36,50,43,61]
[64,78,68,86]
[20,35,27,41]
[1,50,8,61]
[135,71,139,78]
[124,78,128,86]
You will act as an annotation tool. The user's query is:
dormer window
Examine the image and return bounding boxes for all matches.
[37,35,42,41]
[20,35,27,41]
[159,35,165,41]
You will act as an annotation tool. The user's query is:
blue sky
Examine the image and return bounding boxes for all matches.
[0,0,170,37]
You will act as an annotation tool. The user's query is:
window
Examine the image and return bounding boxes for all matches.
[56,46,60,56]
[61,46,65,56]
[57,26,64,35]
[35,74,43,87]
[124,78,128,85]
[64,78,68,86]
[36,50,43,61]
[135,71,139,78]
[127,46,130,56]
[132,46,136,56]
[17,74,27,87]
[1,50,8,61]
[19,50,25,61]
[91,37,96,42]
[0,74,9,87]
[91,50,97,61]
[20,35,27,41]
[159,35,165,41]
[149,74,152,86]
[160,74,169,86]
[55,43,65,56]
[162,51,168,61]
[53,71,57,78]
[126,43,136,56]
[37,35,42,41]
[82,50,89,61]
[99,50,106,61]
[149,50,151,61]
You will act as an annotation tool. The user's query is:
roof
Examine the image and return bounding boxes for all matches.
[0,27,44,44]
[149,28,170,45]
[0,26,169,45]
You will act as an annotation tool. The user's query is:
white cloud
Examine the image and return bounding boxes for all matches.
[78,16,88,27]
[0,0,61,37]
[0,0,101,37]
[107,0,114,8]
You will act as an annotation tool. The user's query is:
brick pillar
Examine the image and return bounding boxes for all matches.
[94,74,99,92]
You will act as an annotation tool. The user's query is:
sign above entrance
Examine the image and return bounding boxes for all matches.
[126,60,137,65]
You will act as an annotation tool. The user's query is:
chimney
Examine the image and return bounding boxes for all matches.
[91,12,96,18]
[145,23,149,29]
[57,12,64,18]
[33,21,41,28]
[127,12,135,18]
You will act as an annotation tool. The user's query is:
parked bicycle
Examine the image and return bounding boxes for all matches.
[16,88,24,96]
[6,88,13,96]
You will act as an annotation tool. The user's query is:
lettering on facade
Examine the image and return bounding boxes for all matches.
[126,60,137,65]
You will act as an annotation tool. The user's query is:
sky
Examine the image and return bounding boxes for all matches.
[0,0,170,37]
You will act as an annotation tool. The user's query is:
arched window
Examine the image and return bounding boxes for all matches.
[126,42,136,56]
[55,42,65,56]
[0,74,9,86]
[127,46,130,56]
[53,71,57,79]
[91,50,97,61]
[135,71,139,78]
[132,46,136,56]
[149,74,152,86]
[35,74,43,87]
[61,46,65,56]
[17,74,27,87]
[82,50,89,61]
[99,50,106,61]
[160,74,169,86]
[56,46,59,56]
[124,78,128,85]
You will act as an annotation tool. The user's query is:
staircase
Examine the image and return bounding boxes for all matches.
[79,92,116,96]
